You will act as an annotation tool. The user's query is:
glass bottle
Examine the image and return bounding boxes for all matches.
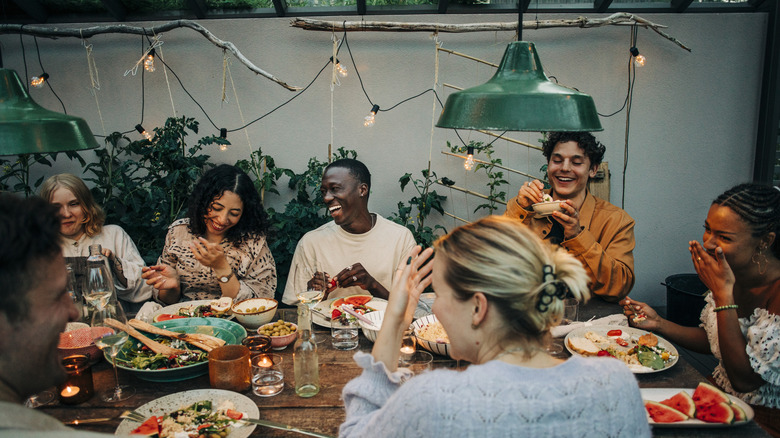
[65,264,84,322]
[83,244,117,320]
[294,304,320,397]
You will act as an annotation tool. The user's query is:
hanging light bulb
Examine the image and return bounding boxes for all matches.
[363,104,379,128]
[629,47,646,68]
[135,124,153,141]
[219,128,228,151]
[464,146,475,171]
[144,49,156,72]
[330,56,348,77]
[30,73,49,88]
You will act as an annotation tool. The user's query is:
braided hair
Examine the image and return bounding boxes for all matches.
[713,183,780,258]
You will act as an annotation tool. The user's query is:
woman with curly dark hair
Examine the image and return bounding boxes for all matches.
[143,165,277,304]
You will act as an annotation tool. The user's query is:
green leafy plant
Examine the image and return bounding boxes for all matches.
[1,151,85,196]
[448,140,508,214]
[390,168,447,249]
[84,116,217,262]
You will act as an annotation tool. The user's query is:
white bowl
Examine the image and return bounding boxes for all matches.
[359,310,384,343]
[412,314,451,358]
[231,298,278,329]
[532,201,563,216]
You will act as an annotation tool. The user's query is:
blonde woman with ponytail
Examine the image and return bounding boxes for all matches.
[340,215,649,438]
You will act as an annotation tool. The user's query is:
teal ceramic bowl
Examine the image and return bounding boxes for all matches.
[113,317,247,382]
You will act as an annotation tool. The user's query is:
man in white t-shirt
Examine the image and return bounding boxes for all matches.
[282,159,416,305]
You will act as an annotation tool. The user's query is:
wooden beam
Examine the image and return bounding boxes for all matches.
[670,0,695,13]
[100,0,126,21]
[186,0,207,19]
[10,0,47,23]
[272,0,288,17]
[594,0,614,13]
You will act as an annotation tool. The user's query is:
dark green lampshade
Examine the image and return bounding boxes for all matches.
[436,42,603,132]
[0,68,99,156]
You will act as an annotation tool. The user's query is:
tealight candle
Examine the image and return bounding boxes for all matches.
[251,353,284,397]
[400,330,416,362]
[57,355,93,405]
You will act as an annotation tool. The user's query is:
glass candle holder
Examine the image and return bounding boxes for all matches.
[242,334,272,357]
[251,353,284,397]
[400,329,416,363]
[57,355,93,405]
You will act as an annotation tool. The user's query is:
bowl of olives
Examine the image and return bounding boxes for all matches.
[257,320,298,350]
[231,298,278,328]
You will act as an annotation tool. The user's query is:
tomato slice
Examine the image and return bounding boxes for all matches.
[597,350,614,358]
[615,338,629,347]
[607,329,622,337]
[226,409,243,420]
[331,309,342,319]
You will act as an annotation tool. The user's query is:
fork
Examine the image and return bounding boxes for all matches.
[119,410,147,423]
[64,410,145,425]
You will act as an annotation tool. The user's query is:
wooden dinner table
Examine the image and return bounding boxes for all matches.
[41,302,770,437]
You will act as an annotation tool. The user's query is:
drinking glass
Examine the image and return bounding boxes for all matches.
[251,353,284,397]
[24,391,54,408]
[91,302,135,402]
[294,262,325,344]
[563,298,579,324]
[330,316,359,350]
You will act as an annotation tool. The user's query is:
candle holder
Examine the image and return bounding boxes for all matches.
[242,334,272,357]
[251,353,284,397]
[57,355,93,405]
[400,329,416,363]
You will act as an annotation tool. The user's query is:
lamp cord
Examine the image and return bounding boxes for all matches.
[34,36,66,114]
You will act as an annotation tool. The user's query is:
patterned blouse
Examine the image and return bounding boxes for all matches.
[158,218,277,302]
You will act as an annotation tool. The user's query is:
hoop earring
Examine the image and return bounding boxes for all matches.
[752,247,768,275]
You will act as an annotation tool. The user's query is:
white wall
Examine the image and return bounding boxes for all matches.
[0,12,766,305]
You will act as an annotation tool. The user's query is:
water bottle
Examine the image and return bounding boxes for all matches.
[83,244,117,320]
[294,304,320,397]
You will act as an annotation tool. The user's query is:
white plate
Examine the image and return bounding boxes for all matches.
[153,299,235,322]
[115,389,259,437]
[564,325,679,374]
[641,388,754,427]
[311,296,387,328]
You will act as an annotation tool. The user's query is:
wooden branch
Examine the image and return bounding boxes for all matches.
[291,12,690,52]
[0,20,301,91]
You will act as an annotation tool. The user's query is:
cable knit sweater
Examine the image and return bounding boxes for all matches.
[341,352,651,438]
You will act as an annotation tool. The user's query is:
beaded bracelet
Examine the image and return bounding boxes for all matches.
[713,304,739,312]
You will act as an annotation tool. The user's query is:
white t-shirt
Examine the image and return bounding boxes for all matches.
[282,214,416,305]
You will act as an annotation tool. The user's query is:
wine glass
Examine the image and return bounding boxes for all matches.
[294,262,326,344]
[24,391,54,408]
[91,301,135,402]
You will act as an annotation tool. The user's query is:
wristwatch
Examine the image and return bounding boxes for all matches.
[217,269,235,283]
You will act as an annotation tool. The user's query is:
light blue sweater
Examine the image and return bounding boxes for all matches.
[341,352,651,438]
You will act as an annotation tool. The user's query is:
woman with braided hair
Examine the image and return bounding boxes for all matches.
[340,215,650,438]
[621,183,780,436]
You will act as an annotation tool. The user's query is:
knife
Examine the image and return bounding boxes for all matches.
[238,417,334,438]
[64,418,114,425]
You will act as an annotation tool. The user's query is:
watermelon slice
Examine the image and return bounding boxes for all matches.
[692,382,730,409]
[730,403,747,422]
[331,295,372,310]
[130,416,160,436]
[660,391,696,418]
[644,400,689,423]
[695,402,735,424]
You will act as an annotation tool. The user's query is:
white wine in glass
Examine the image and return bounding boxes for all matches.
[91,302,135,402]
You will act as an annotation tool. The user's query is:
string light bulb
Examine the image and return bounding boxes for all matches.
[30,73,49,88]
[330,56,348,77]
[144,49,156,72]
[629,47,646,67]
[363,104,379,128]
[219,128,228,151]
[135,124,153,141]
[464,146,475,171]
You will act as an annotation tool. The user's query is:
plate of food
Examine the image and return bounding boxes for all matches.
[113,317,247,382]
[311,295,386,328]
[642,383,754,427]
[412,314,451,357]
[564,325,678,373]
[116,389,259,437]
[153,298,234,322]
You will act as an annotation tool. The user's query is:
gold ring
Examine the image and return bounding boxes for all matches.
[697,257,702,261]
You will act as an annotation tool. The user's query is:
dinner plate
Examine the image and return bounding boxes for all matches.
[311,296,388,328]
[152,299,235,322]
[113,317,247,382]
[641,388,754,427]
[115,389,259,437]
[564,325,679,374]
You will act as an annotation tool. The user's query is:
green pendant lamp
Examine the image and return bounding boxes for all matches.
[436,41,602,132]
[0,68,99,156]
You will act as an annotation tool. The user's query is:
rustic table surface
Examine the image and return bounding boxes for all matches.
[40,301,769,437]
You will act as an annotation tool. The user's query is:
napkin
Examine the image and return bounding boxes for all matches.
[550,313,628,338]
[135,301,163,323]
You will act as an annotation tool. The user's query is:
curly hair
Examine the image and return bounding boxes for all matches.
[187,164,270,245]
[0,194,62,324]
[714,183,780,258]
[39,173,105,237]
[325,159,372,191]
[541,132,606,168]
[433,215,590,354]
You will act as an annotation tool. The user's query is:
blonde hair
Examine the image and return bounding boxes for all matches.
[434,215,590,348]
[39,174,105,237]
